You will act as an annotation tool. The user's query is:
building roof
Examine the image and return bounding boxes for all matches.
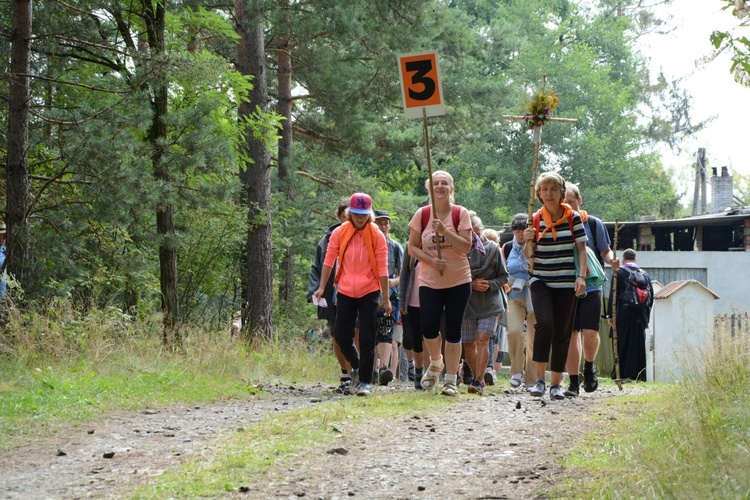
[654,280,720,300]
[602,208,750,230]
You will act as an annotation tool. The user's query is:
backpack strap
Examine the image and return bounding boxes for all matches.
[452,204,461,231]
[502,241,512,261]
[420,206,431,234]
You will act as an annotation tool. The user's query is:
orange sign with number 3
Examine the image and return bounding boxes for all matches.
[398,51,445,119]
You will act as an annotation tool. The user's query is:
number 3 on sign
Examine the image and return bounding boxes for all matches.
[398,51,445,119]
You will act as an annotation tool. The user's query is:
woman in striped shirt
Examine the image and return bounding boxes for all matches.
[523,172,588,400]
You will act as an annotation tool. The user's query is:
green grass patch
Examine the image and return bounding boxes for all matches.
[559,327,750,499]
[0,308,338,447]
[132,391,454,497]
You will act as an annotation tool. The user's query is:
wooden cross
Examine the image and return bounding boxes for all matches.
[501,75,578,272]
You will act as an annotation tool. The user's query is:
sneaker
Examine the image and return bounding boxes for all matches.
[468,379,484,395]
[414,370,423,390]
[550,385,565,400]
[461,363,473,386]
[441,382,458,396]
[408,365,415,381]
[583,365,599,393]
[349,369,360,395]
[564,383,579,397]
[484,367,497,386]
[509,373,523,388]
[529,379,546,397]
[357,383,373,396]
[335,375,351,394]
[378,367,393,386]
[342,379,353,395]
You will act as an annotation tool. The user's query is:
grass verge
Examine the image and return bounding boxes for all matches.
[0,309,338,447]
[559,327,750,498]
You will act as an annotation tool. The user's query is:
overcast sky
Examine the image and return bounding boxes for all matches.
[640,0,749,199]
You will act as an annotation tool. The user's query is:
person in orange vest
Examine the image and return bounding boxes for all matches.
[313,193,391,396]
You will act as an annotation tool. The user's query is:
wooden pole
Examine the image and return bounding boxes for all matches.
[422,107,443,274]
[525,126,542,274]
[611,220,623,391]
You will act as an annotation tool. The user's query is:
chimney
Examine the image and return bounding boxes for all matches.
[711,166,734,212]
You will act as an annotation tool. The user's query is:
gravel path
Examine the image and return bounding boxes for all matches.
[0,380,634,499]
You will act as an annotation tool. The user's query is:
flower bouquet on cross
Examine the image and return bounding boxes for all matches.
[523,90,559,129]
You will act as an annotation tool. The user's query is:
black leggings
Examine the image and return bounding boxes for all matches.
[334,291,380,384]
[529,281,578,373]
[403,306,423,353]
[419,283,471,345]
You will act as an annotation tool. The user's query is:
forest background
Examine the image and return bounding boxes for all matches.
[2,0,749,341]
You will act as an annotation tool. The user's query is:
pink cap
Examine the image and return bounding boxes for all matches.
[348,193,373,215]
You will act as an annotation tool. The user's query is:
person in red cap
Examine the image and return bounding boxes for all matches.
[314,193,391,396]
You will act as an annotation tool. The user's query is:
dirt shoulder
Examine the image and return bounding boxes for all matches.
[0,380,638,499]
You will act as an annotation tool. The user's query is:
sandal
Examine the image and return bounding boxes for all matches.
[441,382,458,396]
[420,359,444,390]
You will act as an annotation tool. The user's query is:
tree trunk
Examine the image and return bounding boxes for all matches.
[6,0,32,290]
[144,0,180,345]
[276,0,295,313]
[236,1,273,339]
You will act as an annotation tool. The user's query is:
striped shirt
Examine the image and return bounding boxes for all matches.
[530,211,588,289]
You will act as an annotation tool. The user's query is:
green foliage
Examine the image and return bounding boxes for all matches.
[711,1,750,87]
[0,0,697,327]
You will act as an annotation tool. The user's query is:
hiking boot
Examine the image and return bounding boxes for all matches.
[484,367,497,386]
[357,383,373,396]
[378,367,393,386]
[468,379,484,395]
[583,365,599,393]
[550,385,565,400]
[529,379,546,397]
[564,383,580,398]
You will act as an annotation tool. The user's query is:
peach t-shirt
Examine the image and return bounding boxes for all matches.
[323,223,388,299]
[408,206,472,290]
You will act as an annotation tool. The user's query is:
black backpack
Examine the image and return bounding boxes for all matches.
[620,266,652,309]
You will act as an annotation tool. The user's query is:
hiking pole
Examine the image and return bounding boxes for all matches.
[610,220,623,391]
[422,107,443,275]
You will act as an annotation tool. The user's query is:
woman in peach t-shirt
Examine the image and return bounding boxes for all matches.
[407,171,472,396]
